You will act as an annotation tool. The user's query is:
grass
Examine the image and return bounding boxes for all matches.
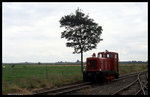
[2,63,148,95]
[2,65,82,94]
[2,65,81,81]
[119,63,148,75]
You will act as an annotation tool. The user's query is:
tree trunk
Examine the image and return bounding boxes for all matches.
[81,48,83,73]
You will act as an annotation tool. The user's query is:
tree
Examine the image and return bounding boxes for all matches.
[59,8,103,73]
[38,62,41,65]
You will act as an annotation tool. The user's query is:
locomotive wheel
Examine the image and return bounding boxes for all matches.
[114,73,119,79]
[93,74,97,82]
[97,72,105,83]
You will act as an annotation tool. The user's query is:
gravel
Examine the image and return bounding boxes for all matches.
[65,71,148,95]
[65,75,137,95]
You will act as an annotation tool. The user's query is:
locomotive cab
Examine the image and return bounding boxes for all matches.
[83,50,119,82]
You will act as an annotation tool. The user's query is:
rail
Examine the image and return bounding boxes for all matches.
[32,82,92,95]
[31,70,147,95]
[111,70,148,95]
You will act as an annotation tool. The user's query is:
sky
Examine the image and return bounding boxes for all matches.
[2,2,148,63]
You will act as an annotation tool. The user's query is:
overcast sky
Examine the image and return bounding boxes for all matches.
[2,2,148,63]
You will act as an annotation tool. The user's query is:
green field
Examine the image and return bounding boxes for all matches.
[2,65,82,94]
[2,65,82,81]
[2,63,148,94]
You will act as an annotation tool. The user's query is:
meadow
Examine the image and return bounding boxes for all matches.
[2,63,148,94]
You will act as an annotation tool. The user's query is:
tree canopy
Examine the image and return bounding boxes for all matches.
[59,8,103,73]
[60,8,103,54]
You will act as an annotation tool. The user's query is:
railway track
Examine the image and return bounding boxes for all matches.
[31,70,148,95]
[112,71,143,82]
[112,70,148,95]
[66,71,147,95]
[32,82,92,95]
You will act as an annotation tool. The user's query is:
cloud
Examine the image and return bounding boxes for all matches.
[2,2,148,63]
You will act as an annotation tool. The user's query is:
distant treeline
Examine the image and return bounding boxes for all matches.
[119,61,148,64]
[2,61,148,65]
[2,62,81,65]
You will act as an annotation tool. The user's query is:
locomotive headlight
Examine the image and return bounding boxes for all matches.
[99,69,101,71]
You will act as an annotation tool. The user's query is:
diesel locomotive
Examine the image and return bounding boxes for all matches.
[83,50,119,82]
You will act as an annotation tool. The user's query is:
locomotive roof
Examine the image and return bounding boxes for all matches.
[98,51,118,54]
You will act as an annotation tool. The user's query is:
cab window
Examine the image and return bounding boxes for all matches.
[98,54,103,58]
[107,54,113,58]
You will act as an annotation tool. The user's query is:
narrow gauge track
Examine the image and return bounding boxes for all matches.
[65,71,146,95]
[112,70,148,95]
[112,71,145,82]
[32,82,92,95]
[31,70,147,95]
